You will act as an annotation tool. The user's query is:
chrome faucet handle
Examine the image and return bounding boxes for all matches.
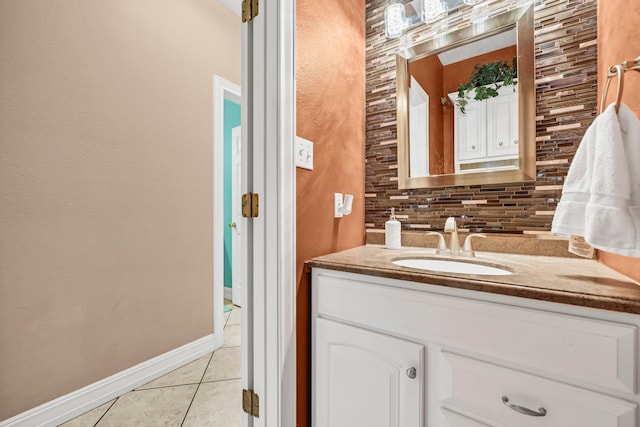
[461,233,487,257]
[443,217,461,256]
[426,231,449,255]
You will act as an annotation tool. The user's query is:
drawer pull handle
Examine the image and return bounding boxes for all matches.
[406,367,417,379]
[501,396,547,417]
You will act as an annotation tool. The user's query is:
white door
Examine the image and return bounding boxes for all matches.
[409,76,429,177]
[231,126,242,307]
[314,318,424,427]
[242,0,296,425]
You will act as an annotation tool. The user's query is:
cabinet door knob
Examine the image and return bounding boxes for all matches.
[471,145,476,150]
[228,222,237,229]
[498,141,504,147]
[514,139,519,145]
[406,367,417,379]
[501,396,547,417]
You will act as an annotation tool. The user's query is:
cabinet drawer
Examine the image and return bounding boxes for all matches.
[314,270,637,395]
[441,352,637,427]
[442,409,491,427]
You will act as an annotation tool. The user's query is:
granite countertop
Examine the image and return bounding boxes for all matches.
[309,245,640,315]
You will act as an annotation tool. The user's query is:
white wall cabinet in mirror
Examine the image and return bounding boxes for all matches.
[396,4,535,189]
[450,85,519,173]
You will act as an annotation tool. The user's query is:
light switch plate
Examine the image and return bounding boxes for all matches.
[334,193,344,218]
[296,136,313,170]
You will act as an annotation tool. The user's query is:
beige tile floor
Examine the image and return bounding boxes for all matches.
[60,304,241,427]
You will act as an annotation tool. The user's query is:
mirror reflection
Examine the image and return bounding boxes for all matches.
[408,29,518,177]
[396,4,536,189]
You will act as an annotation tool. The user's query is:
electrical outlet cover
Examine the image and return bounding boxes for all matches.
[295,136,313,170]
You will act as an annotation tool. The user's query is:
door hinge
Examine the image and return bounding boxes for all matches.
[242,388,260,417]
[242,193,259,218]
[242,0,259,23]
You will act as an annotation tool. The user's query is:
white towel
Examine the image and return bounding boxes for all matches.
[552,103,640,257]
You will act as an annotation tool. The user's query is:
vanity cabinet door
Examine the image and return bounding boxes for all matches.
[314,318,424,427]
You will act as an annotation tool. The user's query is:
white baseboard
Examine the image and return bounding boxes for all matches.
[1,333,223,427]
[224,286,233,301]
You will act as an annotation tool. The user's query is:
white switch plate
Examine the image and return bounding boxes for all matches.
[295,136,313,170]
[334,193,344,218]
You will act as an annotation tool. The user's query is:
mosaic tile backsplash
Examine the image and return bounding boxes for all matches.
[365,0,597,233]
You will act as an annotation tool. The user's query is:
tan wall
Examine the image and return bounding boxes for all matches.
[0,0,240,420]
[296,0,366,424]
[441,46,518,94]
[597,0,640,282]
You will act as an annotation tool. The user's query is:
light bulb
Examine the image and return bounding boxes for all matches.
[470,3,489,23]
[384,3,406,39]
[421,0,447,24]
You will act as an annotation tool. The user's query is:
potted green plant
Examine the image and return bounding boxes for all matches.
[454,58,517,113]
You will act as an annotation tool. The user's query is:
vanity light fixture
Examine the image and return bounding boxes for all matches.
[463,0,483,5]
[421,0,448,24]
[384,2,407,39]
[469,3,490,23]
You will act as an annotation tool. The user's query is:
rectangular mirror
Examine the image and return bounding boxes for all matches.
[396,4,535,189]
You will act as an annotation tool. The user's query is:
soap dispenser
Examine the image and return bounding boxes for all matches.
[385,208,401,250]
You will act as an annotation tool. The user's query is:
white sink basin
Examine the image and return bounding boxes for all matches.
[393,258,512,276]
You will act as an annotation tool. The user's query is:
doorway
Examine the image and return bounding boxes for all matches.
[214,75,242,346]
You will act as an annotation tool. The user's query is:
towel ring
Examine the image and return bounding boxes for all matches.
[600,64,625,114]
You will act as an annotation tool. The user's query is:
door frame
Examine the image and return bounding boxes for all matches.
[242,0,297,424]
[213,75,241,344]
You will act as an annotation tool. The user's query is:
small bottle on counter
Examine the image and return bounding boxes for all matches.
[385,208,401,250]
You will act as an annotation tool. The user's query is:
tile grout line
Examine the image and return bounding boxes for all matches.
[187,307,239,425]
[179,383,202,427]
[134,382,203,391]
[200,377,241,384]
[224,306,234,328]
[179,350,215,426]
[198,351,216,384]
[93,397,118,427]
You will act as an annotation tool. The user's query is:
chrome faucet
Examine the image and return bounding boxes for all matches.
[444,217,461,256]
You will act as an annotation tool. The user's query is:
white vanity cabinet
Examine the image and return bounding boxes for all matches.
[312,268,640,427]
[449,85,519,173]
